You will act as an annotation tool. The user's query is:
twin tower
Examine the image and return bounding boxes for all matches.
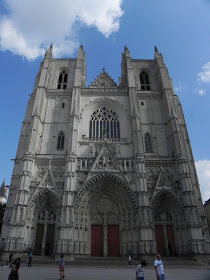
[0,45,209,259]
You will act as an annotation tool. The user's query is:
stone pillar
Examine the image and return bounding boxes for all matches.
[41,223,48,256]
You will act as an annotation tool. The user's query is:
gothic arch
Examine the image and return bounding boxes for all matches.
[151,188,186,256]
[80,97,130,139]
[25,188,62,256]
[74,173,138,231]
[55,67,69,89]
[74,173,138,212]
[140,69,151,90]
[150,188,183,210]
[28,187,62,209]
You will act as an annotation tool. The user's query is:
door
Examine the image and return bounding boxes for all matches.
[108,225,120,256]
[34,224,44,255]
[166,225,175,256]
[46,224,55,256]
[155,225,165,256]
[91,225,103,256]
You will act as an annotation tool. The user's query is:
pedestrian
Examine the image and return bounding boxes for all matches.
[8,257,20,280]
[136,260,147,280]
[154,254,165,280]
[128,254,132,266]
[8,253,13,265]
[28,251,33,267]
[58,254,65,279]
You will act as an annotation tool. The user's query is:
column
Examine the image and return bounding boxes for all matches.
[41,223,48,256]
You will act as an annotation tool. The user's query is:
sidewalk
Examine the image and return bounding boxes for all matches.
[1,265,210,280]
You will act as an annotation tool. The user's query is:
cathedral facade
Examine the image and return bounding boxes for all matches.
[1,45,209,258]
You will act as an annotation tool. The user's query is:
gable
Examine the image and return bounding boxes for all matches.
[89,68,118,89]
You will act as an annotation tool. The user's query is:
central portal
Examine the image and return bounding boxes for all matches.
[74,173,137,257]
[91,225,120,256]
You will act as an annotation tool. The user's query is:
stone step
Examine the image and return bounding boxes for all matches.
[16,256,207,267]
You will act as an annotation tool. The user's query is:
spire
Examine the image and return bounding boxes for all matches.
[78,45,84,58]
[154,46,159,58]
[0,180,7,204]
[0,180,6,197]
[44,44,53,58]
[124,45,130,57]
[154,46,165,66]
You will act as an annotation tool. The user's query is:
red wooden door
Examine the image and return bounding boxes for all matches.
[166,225,175,256]
[108,225,120,256]
[91,225,103,256]
[155,225,165,256]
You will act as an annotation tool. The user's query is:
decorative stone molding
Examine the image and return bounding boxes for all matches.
[74,172,138,212]
[89,69,119,89]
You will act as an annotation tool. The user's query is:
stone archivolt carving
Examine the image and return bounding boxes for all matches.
[38,202,56,222]
[26,188,61,228]
[152,189,185,230]
[74,173,138,232]
[36,166,48,180]
[97,150,113,170]
[91,196,119,226]
[35,162,65,186]
[154,207,173,223]
[125,174,135,187]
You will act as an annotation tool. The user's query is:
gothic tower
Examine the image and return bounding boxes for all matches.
[0,45,209,259]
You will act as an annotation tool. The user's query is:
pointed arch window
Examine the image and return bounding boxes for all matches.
[57,70,68,89]
[140,71,150,90]
[145,133,152,152]
[89,107,120,139]
[57,131,65,150]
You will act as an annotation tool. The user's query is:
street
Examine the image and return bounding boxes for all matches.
[1,265,210,280]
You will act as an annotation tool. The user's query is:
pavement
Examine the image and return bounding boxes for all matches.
[1,265,210,280]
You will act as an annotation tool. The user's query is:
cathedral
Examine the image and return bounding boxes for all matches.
[0,45,209,259]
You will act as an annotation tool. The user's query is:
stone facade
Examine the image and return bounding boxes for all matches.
[0,45,209,258]
[204,200,210,236]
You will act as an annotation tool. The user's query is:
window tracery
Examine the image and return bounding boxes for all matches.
[89,107,120,139]
[38,202,56,222]
[140,70,150,90]
[57,131,64,150]
[57,70,68,89]
[154,207,173,223]
[145,133,152,152]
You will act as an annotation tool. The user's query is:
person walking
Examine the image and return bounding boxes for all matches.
[136,260,147,280]
[8,253,13,265]
[8,257,20,280]
[28,251,33,267]
[128,254,132,266]
[154,254,165,280]
[58,254,65,280]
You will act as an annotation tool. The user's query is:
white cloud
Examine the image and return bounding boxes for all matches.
[197,62,210,83]
[174,81,185,93]
[195,160,210,202]
[194,88,206,95]
[0,0,123,60]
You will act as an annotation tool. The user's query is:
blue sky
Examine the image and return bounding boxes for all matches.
[0,0,210,201]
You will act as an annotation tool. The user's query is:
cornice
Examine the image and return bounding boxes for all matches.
[79,137,129,144]
[46,89,72,96]
[137,90,162,98]
[51,58,77,61]
[131,59,155,62]
[82,88,128,94]
[145,156,175,167]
